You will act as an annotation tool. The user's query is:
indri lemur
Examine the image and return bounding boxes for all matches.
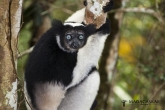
[24,0,114,110]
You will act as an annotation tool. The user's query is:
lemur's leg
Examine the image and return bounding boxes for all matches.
[35,83,66,110]
[58,71,100,110]
[25,82,66,110]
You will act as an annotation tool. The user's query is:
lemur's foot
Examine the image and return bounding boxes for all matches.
[103,0,114,13]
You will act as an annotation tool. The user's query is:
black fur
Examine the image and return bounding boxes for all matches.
[82,19,111,35]
[91,99,97,110]
[64,21,76,23]
[25,20,96,108]
[103,0,114,13]
[25,15,111,109]
[97,18,111,35]
[54,20,96,52]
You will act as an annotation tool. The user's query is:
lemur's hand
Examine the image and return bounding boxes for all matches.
[103,0,114,13]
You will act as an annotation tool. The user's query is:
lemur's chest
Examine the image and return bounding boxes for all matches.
[66,34,108,89]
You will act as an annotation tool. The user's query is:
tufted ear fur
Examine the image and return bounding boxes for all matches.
[51,19,64,35]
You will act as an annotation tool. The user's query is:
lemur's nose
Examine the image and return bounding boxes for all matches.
[72,43,79,49]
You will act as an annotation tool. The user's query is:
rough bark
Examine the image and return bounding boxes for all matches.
[0,0,23,109]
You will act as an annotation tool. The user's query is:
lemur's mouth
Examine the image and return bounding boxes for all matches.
[71,43,80,49]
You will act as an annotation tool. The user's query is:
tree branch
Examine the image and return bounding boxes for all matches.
[150,82,165,100]
[110,7,165,25]
[18,46,34,59]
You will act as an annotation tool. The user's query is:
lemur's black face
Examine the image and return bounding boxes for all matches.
[53,20,96,53]
[64,30,85,51]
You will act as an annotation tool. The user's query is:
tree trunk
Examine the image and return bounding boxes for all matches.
[0,0,23,109]
[89,0,121,110]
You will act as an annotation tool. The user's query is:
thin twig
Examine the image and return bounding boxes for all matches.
[143,82,165,110]
[18,46,34,59]
[41,1,74,15]
[155,0,159,11]
[150,82,165,100]
[110,7,165,25]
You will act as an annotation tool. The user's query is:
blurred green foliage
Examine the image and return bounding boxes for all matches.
[112,0,165,110]
[18,0,165,110]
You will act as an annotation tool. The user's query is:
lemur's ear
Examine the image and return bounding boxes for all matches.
[52,19,64,34]
[84,24,97,36]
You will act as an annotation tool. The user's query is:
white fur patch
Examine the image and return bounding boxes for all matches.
[35,83,66,110]
[58,71,100,110]
[64,22,85,27]
[56,35,72,53]
[24,82,66,110]
[67,33,109,89]
[56,35,64,51]
[65,8,85,23]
